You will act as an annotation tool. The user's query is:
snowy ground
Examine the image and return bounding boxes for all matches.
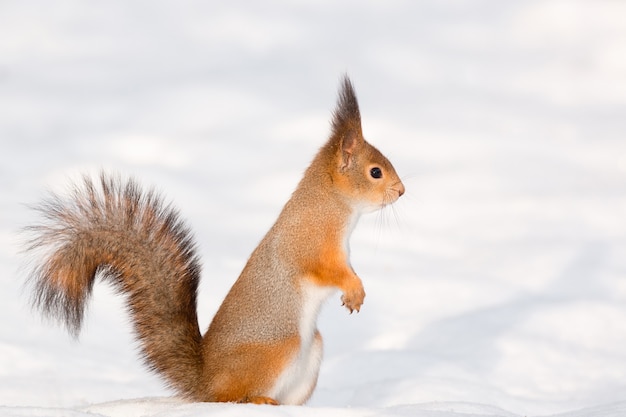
[1,1,626,416]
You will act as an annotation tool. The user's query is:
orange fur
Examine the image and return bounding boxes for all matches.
[304,236,365,313]
[204,337,301,403]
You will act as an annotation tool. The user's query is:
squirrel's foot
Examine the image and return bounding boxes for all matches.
[341,284,365,314]
[239,396,279,405]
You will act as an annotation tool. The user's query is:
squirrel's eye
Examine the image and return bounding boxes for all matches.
[370,167,383,179]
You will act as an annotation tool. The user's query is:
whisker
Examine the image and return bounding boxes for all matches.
[369,186,410,253]
[390,186,411,236]
[400,172,420,181]
[390,203,402,230]
[370,192,390,251]
[400,191,421,205]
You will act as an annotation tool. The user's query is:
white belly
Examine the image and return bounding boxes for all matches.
[268,283,336,405]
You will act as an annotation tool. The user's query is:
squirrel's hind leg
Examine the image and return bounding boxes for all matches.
[202,335,301,404]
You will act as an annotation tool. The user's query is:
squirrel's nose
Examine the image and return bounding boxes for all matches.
[397,183,405,197]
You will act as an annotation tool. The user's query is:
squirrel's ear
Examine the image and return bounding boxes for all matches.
[339,130,361,172]
[331,75,364,171]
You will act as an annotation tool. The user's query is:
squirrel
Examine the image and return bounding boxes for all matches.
[24,76,405,406]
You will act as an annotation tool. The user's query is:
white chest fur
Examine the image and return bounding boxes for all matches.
[268,282,336,405]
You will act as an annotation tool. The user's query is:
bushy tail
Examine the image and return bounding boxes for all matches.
[24,173,204,397]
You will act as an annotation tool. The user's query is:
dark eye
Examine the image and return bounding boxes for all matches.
[370,167,382,179]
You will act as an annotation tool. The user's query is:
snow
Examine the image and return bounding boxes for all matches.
[1,1,626,416]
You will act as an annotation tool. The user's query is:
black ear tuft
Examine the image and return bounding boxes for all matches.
[331,75,362,137]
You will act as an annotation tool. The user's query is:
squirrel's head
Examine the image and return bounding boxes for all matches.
[322,76,405,213]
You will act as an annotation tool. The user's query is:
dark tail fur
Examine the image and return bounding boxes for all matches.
[24,173,204,397]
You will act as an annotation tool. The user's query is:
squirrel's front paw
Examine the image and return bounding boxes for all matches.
[341,285,365,314]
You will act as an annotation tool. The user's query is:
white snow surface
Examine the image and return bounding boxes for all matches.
[1,1,626,416]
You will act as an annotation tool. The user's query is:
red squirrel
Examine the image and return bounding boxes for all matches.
[24,76,405,405]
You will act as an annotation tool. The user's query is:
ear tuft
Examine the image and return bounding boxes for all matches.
[331,75,363,171]
[331,75,362,138]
